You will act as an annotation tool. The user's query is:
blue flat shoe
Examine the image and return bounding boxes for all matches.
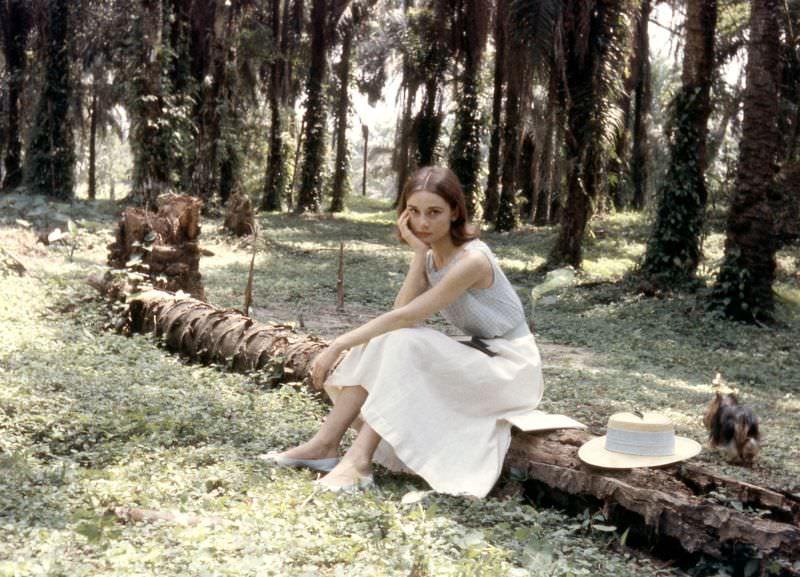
[259,452,340,473]
[314,474,375,494]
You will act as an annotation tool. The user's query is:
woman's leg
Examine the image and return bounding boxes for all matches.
[280,385,368,460]
[317,422,382,487]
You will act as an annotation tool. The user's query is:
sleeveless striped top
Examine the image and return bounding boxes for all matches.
[425,239,526,338]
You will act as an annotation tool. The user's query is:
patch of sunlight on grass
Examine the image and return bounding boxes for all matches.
[582,256,637,278]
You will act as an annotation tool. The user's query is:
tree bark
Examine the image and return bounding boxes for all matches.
[295,0,329,214]
[133,0,170,206]
[88,83,98,200]
[329,26,353,213]
[116,290,800,573]
[630,0,651,210]
[25,0,75,200]
[262,0,287,212]
[710,0,780,322]
[1,0,30,192]
[483,0,506,225]
[641,0,717,283]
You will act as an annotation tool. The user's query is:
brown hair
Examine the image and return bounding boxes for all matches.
[397,166,479,246]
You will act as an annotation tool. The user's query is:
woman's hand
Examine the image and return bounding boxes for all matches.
[397,209,428,253]
[310,345,342,389]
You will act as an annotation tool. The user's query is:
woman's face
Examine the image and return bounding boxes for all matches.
[405,191,455,245]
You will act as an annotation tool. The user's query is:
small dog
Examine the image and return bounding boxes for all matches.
[703,391,760,464]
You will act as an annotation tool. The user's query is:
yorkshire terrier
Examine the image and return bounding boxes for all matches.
[703,391,760,464]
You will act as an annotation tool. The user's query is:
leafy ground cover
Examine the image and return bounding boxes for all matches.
[1,193,799,576]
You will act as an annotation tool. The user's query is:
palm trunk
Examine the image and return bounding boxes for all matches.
[710,0,780,322]
[449,48,483,219]
[329,27,353,213]
[2,0,29,192]
[535,79,558,225]
[641,0,717,282]
[262,0,286,211]
[88,84,98,200]
[631,0,651,210]
[483,0,506,224]
[295,0,328,213]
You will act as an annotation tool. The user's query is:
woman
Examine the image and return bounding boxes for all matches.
[264,166,543,497]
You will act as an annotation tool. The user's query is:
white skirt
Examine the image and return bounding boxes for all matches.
[325,327,544,498]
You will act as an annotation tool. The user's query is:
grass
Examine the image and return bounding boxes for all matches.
[1,192,799,576]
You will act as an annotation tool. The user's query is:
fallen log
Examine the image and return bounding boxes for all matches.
[120,289,800,574]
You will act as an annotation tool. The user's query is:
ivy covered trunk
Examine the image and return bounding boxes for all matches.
[1,0,30,192]
[329,27,353,214]
[132,0,171,206]
[448,0,488,220]
[449,53,483,219]
[710,0,780,322]
[641,0,717,283]
[25,0,75,200]
[295,0,329,214]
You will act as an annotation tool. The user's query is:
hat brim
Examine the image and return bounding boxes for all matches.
[577,435,701,469]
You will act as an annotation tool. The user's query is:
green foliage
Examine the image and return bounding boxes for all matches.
[2,199,799,575]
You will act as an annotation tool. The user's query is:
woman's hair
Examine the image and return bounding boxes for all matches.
[397,166,479,246]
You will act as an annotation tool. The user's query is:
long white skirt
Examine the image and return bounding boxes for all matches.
[324,327,544,498]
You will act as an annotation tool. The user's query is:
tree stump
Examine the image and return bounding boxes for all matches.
[223,193,254,237]
[107,194,205,300]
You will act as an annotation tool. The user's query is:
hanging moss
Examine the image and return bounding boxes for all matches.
[25,0,75,200]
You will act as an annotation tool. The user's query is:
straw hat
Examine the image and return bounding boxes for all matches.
[578,411,701,469]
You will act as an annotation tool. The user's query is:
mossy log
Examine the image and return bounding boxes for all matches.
[123,290,800,573]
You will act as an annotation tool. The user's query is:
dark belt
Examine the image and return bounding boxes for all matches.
[458,323,531,357]
[459,336,498,357]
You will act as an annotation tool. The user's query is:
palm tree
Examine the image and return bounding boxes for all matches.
[26,0,76,200]
[546,0,629,267]
[630,0,651,209]
[448,0,490,219]
[710,0,780,322]
[640,0,718,283]
[1,0,32,192]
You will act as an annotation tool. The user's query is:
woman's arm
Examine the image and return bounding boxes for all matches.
[393,249,428,308]
[311,251,491,387]
[335,251,490,352]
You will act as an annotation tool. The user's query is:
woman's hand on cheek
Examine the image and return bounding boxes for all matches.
[398,210,428,253]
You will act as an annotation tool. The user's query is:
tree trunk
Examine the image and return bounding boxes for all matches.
[295,0,328,214]
[483,0,506,225]
[88,83,98,200]
[329,26,353,214]
[535,78,557,225]
[117,290,800,574]
[1,0,30,192]
[630,0,651,210]
[393,84,417,207]
[133,0,170,206]
[518,132,536,221]
[415,77,442,167]
[449,50,483,219]
[549,0,622,267]
[262,0,286,212]
[641,0,717,283]
[710,0,780,322]
[362,124,368,196]
[25,0,75,200]
[495,27,524,232]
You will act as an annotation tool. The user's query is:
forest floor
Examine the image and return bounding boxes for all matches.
[1,193,799,577]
